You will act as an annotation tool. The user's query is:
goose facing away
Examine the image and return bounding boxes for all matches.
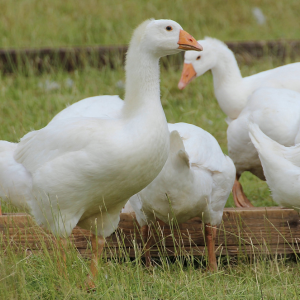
[178,37,300,207]
[0,19,202,286]
[249,123,300,211]
[227,88,300,207]
[128,122,236,271]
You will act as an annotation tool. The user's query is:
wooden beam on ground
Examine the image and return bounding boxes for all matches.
[1,207,300,259]
[0,40,300,73]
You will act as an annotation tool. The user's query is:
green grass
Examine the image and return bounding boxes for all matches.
[1,218,300,299]
[0,0,300,48]
[2,249,300,299]
[1,2,300,295]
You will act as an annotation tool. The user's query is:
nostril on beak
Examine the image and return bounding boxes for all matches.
[188,38,193,42]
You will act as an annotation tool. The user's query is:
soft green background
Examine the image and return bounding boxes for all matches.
[1,0,300,48]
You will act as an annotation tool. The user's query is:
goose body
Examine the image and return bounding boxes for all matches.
[50,95,234,226]
[48,85,235,226]
[178,38,300,207]
[129,122,235,227]
[249,123,300,210]
[179,37,300,121]
[228,88,300,181]
[0,19,202,240]
[0,141,32,212]
[127,122,235,270]
[51,95,123,123]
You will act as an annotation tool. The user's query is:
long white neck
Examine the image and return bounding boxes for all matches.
[211,46,247,120]
[118,37,170,193]
[122,44,162,118]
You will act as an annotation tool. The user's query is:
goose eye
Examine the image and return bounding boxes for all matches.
[166,26,173,31]
[196,56,201,60]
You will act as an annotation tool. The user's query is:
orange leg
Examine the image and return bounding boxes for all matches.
[204,224,217,272]
[0,205,2,216]
[85,234,105,290]
[232,174,254,208]
[141,225,152,267]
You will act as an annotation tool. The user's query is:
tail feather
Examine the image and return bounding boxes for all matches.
[249,122,300,167]
[0,141,31,210]
[282,143,300,168]
[249,123,281,153]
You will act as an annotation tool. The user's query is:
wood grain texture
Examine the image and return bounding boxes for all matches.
[1,207,300,258]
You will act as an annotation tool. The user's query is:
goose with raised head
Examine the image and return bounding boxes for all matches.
[0,19,202,286]
[249,122,300,211]
[47,76,234,272]
[127,122,235,271]
[178,37,300,207]
[48,92,235,271]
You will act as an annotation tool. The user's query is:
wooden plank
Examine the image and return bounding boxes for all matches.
[0,39,299,73]
[1,207,300,258]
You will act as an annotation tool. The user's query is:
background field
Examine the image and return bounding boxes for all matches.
[1,0,300,298]
[1,0,300,48]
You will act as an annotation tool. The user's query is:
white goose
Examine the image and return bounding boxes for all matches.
[47,72,233,272]
[0,19,202,285]
[128,122,235,271]
[178,37,300,206]
[48,88,235,271]
[178,37,300,120]
[228,88,300,206]
[249,123,300,211]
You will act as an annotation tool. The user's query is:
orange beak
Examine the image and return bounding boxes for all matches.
[177,30,203,51]
[178,63,197,90]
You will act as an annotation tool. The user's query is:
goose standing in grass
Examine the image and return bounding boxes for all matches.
[48,86,235,272]
[48,67,234,272]
[128,122,235,271]
[0,19,202,287]
[178,37,300,207]
[249,123,300,211]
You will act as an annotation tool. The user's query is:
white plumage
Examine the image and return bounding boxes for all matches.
[0,19,202,240]
[227,88,300,181]
[179,37,300,121]
[129,122,235,228]
[49,84,235,229]
[249,123,300,211]
[178,37,300,207]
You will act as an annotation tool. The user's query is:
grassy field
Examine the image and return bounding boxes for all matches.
[1,243,300,299]
[1,0,300,48]
[1,53,300,299]
[1,1,300,298]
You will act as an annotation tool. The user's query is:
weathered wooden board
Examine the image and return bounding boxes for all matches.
[1,207,300,258]
[1,40,300,73]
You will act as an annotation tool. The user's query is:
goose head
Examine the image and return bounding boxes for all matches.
[178,38,217,89]
[132,19,203,58]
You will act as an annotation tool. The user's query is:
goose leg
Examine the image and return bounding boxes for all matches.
[141,224,152,267]
[232,174,254,208]
[204,224,217,272]
[0,205,2,215]
[85,233,105,289]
